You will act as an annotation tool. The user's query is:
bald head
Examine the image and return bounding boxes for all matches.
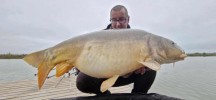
[110,5,130,29]
[110,5,129,18]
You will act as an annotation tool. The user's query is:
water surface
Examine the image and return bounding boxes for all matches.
[149,57,216,100]
[0,57,215,99]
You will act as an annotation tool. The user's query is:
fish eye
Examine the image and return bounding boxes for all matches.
[172,42,175,45]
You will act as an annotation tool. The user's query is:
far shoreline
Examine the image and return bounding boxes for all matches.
[0,53,26,59]
[0,52,216,59]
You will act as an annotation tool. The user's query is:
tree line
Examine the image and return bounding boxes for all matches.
[186,52,216,57]
[0,52,216,59]
[0,53,26,59]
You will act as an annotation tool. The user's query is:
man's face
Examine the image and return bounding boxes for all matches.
[110,9,129,29]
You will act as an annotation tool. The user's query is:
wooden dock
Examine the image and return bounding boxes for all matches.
[0,76,131,100]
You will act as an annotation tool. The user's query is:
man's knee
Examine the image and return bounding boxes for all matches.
[76,72,95,93]
[76,72,104,94]
[132,70,157,93]
[146,70,157,80]
[76,73,89,93]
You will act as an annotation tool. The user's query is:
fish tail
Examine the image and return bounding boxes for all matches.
[38,61,53,89]
[23,49,53,89]
[23,49,46,68]
[55,63,74,77]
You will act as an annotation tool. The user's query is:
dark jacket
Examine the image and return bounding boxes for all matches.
[104,24,131,30]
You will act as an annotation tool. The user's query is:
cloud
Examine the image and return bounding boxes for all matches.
[0,0,216,54]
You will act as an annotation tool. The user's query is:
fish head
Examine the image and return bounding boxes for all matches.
[156,37,187,64]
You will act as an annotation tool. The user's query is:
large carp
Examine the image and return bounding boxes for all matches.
[23,29,186,92]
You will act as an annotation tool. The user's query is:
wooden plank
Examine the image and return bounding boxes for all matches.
[0,76,131,100]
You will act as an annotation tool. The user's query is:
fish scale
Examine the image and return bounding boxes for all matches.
[23,29,186,92]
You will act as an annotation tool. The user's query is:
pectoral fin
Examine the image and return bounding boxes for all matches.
[138,59,161,71]
[55,62,73,77]
[100,75,119,93]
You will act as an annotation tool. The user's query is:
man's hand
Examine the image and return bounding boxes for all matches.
[122,67,150,78]
[134,67,150,75]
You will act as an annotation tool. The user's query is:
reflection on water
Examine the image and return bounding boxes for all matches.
[0,57,216,100]
[0,59,37,82]
[149,57,216,100]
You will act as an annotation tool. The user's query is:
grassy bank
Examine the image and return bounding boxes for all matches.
[0,53,26,59]
[0,52,216,59]
[187,52,216,57]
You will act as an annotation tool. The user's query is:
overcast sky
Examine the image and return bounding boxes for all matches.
[0,0,215,54]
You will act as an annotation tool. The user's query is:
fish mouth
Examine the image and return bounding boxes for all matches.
[180,54,187,59]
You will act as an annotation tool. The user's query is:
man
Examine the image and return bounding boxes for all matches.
[76,5,156,95]
[105,5,130,29]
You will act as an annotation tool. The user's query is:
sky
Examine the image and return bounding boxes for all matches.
[0,0,216,54]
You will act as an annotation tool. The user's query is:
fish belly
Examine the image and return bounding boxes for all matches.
[75,41,144,78]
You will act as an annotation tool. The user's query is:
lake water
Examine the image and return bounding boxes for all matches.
[0,57,215,100]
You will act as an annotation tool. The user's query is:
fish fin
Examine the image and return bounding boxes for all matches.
[55,62,73,77]
[38,61,53,89]
[23,49,46,68]
[100,75,119,93]
[138,59,161,71]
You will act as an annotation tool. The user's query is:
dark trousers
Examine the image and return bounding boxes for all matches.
[76,70,156,94]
